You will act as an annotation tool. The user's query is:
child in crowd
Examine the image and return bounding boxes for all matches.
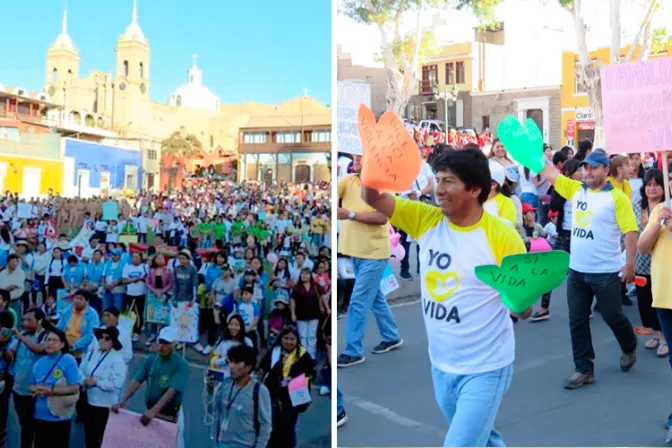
[544,211,559,246]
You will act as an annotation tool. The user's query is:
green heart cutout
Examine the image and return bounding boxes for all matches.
[496,116,545,174]
[475,251,570,313]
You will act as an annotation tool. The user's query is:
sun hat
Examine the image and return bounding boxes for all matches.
[93,326,123,351]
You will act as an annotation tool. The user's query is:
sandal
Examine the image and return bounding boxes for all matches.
[645,337,660,349]
[658,342,669,357]
[635,326,654,336]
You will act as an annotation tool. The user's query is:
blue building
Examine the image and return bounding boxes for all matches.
[62,138,143,197]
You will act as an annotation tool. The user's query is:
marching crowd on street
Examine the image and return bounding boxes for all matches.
[0,175,332,448]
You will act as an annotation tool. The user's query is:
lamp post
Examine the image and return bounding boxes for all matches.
[432,82,460,129]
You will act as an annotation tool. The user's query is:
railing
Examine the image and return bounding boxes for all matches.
[419,80,435,95]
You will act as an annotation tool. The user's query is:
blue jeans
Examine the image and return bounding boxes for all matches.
[432,363,513,447]
[656,309,672,427]
[342,257,401,357]
[337,387,344,415]
[103,292,123,311]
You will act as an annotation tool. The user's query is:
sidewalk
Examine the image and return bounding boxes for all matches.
[387,241,421,302]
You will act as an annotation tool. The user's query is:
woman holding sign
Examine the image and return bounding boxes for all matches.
[360,144,531,446]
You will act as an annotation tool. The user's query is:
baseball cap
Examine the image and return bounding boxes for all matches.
[488,161,506,187]
[581,151,610,168]
[522,203,537,214]
[158,327,179,344]
[548,210,559,218]
[112,249,122,256]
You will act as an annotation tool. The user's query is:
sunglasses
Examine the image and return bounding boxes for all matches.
[99,335,112,341]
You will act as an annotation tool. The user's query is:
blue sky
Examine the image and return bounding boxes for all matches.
[0,0,332,106]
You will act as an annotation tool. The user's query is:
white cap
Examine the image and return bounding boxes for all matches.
[158,327,179,344]
[488,161,506,187]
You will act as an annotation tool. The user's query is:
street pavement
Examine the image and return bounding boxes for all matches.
[4,351,331,448]
[338,275,672,447]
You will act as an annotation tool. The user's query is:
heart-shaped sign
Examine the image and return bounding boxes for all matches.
[425,270,460,303]
[358,104,422,193]
[575,210,592,228]
[474,251,570,313]
[496,116,545,174]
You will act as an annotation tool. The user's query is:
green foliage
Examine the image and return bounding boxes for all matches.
[557,0,574,7]
[374,30,438,70]
[652,27,672,54]
[454,0,503,23]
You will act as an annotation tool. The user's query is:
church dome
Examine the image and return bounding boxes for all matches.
[169,56,220,110]
[120,0,146,43]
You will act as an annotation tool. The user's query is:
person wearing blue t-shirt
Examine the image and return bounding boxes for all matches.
[63,255,86,293]
[0,311,16,447]
[30,327,82,448]
[236,286,260,350]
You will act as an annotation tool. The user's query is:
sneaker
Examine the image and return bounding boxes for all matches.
[564,372,595,389]
[620,349,637,371]
[131,333,140,342]
[337,354,365,368]
[144,335,156,347]
[529,310,550,322]
[193,343,205,354]
[202,345,214,355]
[319,386,330,396]
[337,313,347,320]
[337,410,348,428]
[666,427,672,444]
[400,272,413,281]
[372,339,403,354]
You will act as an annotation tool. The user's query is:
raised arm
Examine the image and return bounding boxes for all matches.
[360,186,396,219]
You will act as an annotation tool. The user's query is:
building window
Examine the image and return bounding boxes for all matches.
[482,116,490,131]
[139,62,144,79]
[176,95,182,107]
[311,130,331,142]
[277,132,301,144]
[445,63,454,85]
[123,60,129,77]
[209,135,214,147]
[67,69,72,81]
[52,68,57,83]
[147,149,157,160]
[243,132,267,144]
[456,61,465,84]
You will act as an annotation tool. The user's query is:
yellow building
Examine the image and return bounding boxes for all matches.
[560,43,672,148]
[36,1,330,186]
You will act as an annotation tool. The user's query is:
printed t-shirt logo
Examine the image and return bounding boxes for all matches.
[573,200,594,239]
[159,375,170,388]
[423,249,461,323]
[53,368,63,379]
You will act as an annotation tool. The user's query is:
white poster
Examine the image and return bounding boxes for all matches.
[169,302,199,343]
[380,264,399,296]
[17,203,32,219]
[337,81,371,155]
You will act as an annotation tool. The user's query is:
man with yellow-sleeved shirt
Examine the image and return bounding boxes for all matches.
[535,151,639,390]
[362,148,532,447]
[336,155,403,368]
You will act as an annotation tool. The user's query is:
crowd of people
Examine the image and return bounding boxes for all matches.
[403,119,493,155]
[0,176,332,448]
[335,135,672,445]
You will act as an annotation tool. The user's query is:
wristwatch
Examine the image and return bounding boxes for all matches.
[348,211,356,220]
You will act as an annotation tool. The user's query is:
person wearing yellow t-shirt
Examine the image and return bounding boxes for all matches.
[637,169,672,443]
[484,162,518,229]
[535,150,638,390]
[361,148,530,447]
[607,155,632,200]
[336,155,403,368]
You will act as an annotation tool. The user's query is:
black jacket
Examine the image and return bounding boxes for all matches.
[259,347,314,411]
[549,187,569,233]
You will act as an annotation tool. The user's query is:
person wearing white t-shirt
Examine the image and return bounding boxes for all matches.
[121,253,148,341]
[361,148,531,446]
[134,215,148,243]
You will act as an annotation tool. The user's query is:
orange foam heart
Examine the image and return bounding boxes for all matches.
[358,104,422,193]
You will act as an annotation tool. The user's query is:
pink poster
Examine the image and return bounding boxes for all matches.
[600,58,672,154]
[102,409,177,448]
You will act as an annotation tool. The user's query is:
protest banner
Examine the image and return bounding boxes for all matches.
[170,302,199,343]
[101,408,177,448]
[337,81,371,155]
[288,374,312,407]
[475,251,570,313]
[145,292,170,325]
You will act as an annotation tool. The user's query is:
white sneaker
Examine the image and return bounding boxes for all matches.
[193,343,205,353]
[202,345,214,355]
[144,335,156,347]
[131,334,140,342]
[319,386,330,396]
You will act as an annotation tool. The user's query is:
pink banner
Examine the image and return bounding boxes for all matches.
[102,409,177,448]
[600,58,672,154]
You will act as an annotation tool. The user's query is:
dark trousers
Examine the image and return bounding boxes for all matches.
[125,294,145,335]
[83,403,110,448]
[540,291,552,309]
[199,307,223,346]
[0,376,13,447]
[32,274,47,305]
[655,308,672,427]
[34,419,71,448]
[47,276,64,300]
[636,274,660,331]
[13,392,36,448]
[268,404,299,448]
[566,269,637,374]
[398,230,420,275]
[337,278,354,314]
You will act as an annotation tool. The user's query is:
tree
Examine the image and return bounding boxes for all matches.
[341,0,501,116]
[651,27,672,54]
[561,0,662,146]
[161,130,202,158]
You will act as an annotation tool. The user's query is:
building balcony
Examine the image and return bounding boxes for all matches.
[419,80,436,96]
[239,140,331,154]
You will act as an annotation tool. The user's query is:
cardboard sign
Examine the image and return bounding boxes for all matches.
[56,289,71,314]
[101,408,177,448]
[119,234,138,245]
[17,203,32,219]
[600,58,672,154]
[169,302,199,343]
[379,264,399,296]
[288,374,312,407]
[475,251,570,313]
[102,201,119,221]
[358,104,421,193]
[337,81,372,155]
[145,292,170,325]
